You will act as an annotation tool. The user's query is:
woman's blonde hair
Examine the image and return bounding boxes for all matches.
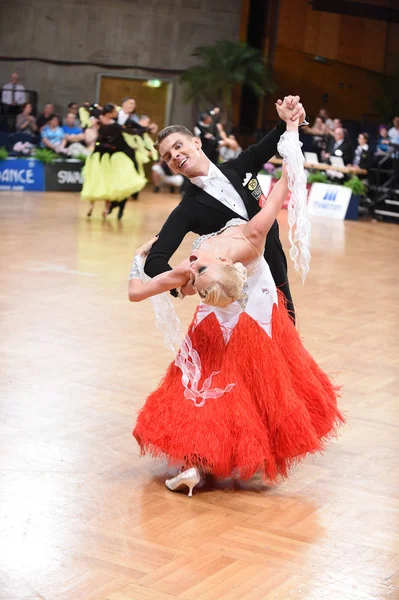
[198,263,247,308]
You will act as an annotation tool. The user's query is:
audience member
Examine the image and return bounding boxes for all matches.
[40,114,67,153]
[323,127,353,165]
[117,97,138,125]
[376,126,390,155]
[307,116,328,158]
[37,103,55,131]
[63,112,85,142]
[219,134,242,162]
[388,117,399,145]
[193,108,220,162]
[1,72,26,115]
[152,161,183,193]
[351,132,372,171]
[317,108,334,130]
[63,102,80,127]
[15,102,38,137]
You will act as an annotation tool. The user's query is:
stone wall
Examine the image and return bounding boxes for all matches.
[0,0,242,127]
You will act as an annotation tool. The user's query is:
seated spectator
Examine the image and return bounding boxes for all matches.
[152,161,183,193]
[307,116,328,158]
[15,102,38,137]
[61,112,90,157]
[216,123,242,162]
[388,116,399,145]
[37,103,55,131]
[63,102,80,127]
[194,109,220,163]
[41,114,67,153]
[317,108,334,130]
[323,127,353,165]
[63,112,85,142]
[351,132,372,171]
[376,125,391,155]
[1,72,26,116]
[138,114,159,134]
[325,118,342,137]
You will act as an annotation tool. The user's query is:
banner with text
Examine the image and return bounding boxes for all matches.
[45,160,83,192]
[307,183,353,220]
[0,158,45,191]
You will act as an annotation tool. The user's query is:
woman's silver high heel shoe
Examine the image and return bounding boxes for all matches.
[165,467,201,497]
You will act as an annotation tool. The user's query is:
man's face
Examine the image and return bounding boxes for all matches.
[319,109,326,118]
[11,73,19,85]
[358,134,366,146]
[65,113,75,127]
[393,117,399,129]
[69,103,78,114]
[44,104,54,116]
[334,128,344,142]
[159,132,202,176]
[122,99,136,114]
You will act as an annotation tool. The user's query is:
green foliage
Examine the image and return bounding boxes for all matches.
[33,148,58,163]
[273,169,282,180]
[180,40,275,120]
[0,146,8,161]
[75,154,87,163]
[307,172,329,184]
[343,176,367,196]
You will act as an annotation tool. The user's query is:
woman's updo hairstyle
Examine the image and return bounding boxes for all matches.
[198,262,247,308]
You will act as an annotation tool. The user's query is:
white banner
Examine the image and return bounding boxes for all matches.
[307,183,352,220]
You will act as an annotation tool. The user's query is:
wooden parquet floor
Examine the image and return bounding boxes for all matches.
[0,190,398,600]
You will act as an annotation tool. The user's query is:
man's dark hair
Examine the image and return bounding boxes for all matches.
[68,101,77,108]
[155,125,193,151]
[199,111,211,121]
[121,96,134,104]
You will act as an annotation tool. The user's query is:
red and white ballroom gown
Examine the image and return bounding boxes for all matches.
[133,218,344,482]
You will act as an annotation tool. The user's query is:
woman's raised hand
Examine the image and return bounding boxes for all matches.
[136,235,158,258]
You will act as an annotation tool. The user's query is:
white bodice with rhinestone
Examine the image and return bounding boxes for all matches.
[192,219,278,342]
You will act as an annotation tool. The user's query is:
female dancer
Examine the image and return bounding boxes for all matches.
[128,115,344,496]
[81,103,147,219]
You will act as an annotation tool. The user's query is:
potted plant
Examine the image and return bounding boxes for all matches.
[343,176,367,220]
[181,40,275,124]
[33,148,58,164]
[0,146,8,161]
[307,172,329,184]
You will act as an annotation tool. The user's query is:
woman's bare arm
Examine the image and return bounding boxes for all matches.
[128,237,191,302]
[241,117,298,252]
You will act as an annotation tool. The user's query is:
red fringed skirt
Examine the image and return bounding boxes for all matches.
[133,299,344,482]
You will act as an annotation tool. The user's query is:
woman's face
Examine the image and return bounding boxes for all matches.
[24,103,32,115]
[380,128,387,138]
[188,249,228,294]
[49,117,59,128]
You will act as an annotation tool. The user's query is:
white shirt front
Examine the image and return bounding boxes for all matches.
[2,83,25,105]
[190,161,249,220]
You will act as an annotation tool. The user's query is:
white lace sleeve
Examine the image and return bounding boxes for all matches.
[277,130,311,283]
[129,254,181,354]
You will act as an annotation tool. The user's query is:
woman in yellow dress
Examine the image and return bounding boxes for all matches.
[81,103,147,219]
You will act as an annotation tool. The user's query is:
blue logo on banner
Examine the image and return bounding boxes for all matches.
[0,158,45,191]
[323,189,338,201]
